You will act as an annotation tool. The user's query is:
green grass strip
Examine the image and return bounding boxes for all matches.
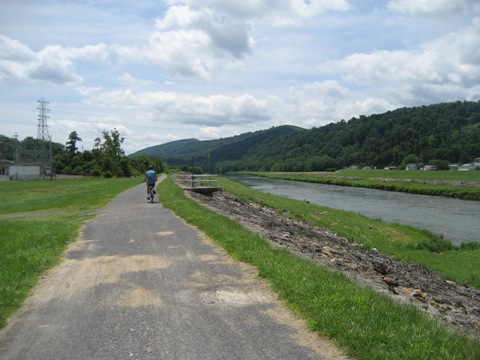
[158,176,480,360]
[0,176,141,328]
[0,177,141,215]
[247,171,480,200]
[0,219,79,327]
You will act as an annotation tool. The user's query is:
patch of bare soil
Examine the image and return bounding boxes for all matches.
[186,190,480,338]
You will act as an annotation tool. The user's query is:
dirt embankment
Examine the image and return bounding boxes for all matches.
[186,190,480,338]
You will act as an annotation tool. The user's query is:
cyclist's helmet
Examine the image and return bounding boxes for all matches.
[149,165,153,170]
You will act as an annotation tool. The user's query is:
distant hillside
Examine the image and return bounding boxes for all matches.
[132,101,480,172]
[132,138,201,158]
[129,125,305,171]
[216,101,480,172]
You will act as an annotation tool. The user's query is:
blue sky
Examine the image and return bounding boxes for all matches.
[1,0,479,154]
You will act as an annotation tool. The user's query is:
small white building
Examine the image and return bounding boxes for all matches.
[458,163,476,171]
[474,158,480,169]
[423,164,437,171]
[9,166,41,180]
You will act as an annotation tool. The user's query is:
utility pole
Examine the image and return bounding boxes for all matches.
[36,99,50,178]
[13,132,20,163]
[49,136,53,179]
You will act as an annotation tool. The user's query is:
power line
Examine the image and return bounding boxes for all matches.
[36,98,51,178]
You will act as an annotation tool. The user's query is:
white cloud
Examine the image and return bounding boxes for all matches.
[0,35,112,84]
[317,17,480,104]
[117,73,153,86]
[75,85,269,127]
[272,80,397,127]
[147,4,254,79]
[0,35,35,61]
[68,44,111,64]
[181,0,351,24]
[155,5,199,29]
[387,0,468,16]
[144,0,352,79]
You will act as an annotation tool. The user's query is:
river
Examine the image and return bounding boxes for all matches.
[228,175,480,246]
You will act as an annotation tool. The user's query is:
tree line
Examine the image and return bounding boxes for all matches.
[1,129,166,177]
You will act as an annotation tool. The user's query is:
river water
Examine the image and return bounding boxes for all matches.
[228,175,480,246]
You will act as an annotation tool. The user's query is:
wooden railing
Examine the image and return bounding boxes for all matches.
[172,173,221,194]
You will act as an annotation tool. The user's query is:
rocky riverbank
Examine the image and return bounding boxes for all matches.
[186,189,480,338]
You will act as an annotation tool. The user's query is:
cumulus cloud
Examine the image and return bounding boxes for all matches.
[181,0,351,23]
[141,0,351,79]
[271,80,397,127]
[317,17,480,104]
[148,92,269,126]
[117,73,153,86]
[68,44,111,63]
[143,4,254,79]
[387,0,468,16]
[0,35,34,61]
[0,35,111,84]
[61,85,273,151]
[76,86,270,127]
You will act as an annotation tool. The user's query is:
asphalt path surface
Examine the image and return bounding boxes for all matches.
[0,181,346,360]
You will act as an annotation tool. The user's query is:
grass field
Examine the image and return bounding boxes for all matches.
[0,176,140,328]
[246,169,480,200]
[337,168,480,182]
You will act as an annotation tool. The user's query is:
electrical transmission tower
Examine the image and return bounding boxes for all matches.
[36,98,51,177]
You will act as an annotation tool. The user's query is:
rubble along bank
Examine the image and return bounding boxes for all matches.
[186,189,480,338]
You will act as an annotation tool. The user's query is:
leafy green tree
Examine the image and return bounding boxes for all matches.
[66,131,82,157]
[94,129,126,176]
[95,128,125,159]
[401,154,421,168]
[428,159,449,170]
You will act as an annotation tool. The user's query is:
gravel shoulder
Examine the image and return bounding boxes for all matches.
[186,189,480,338]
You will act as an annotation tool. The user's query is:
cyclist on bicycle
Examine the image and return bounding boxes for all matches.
[144,165,157,200]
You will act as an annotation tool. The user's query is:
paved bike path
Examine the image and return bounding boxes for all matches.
[0,182,345,360]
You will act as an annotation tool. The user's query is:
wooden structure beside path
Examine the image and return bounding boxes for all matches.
[173,173,221,196]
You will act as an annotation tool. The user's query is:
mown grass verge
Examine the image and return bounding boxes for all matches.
[158,176,480,360]
[0,177,140,215]
[246,171,480,200]
[0,219,78,326]
[0,177,141,328]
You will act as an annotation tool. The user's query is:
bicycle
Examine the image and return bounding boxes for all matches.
[147,184,156,203]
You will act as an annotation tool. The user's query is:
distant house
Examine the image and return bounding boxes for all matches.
[405,163,418,171]
[459,163,476,171]
[423,164,437,171]
[474,158,480,169]
[449,163,460,171]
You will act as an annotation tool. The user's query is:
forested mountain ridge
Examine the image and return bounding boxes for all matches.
[130,125,305,170]
[133,101,480,172]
